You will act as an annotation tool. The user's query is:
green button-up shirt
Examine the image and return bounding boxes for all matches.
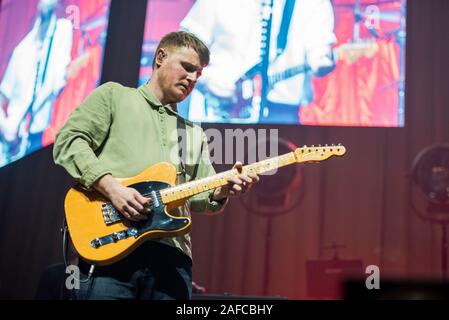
[53,82,226,258]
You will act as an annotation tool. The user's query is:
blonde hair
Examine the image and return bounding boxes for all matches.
[152,31,210,69]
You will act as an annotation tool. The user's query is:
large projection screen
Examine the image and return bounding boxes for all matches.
[0,0,111,168]
[139,0,406,127]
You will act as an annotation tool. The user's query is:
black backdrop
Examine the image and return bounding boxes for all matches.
[1,0,449,299]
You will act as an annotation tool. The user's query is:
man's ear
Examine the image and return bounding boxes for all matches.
[155,48,168,68]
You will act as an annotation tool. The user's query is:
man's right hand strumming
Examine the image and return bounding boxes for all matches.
[93,174,151,222]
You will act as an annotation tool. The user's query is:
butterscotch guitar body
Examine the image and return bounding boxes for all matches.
[64,162,191,266]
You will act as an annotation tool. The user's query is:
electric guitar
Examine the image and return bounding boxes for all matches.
[200,41,378,121]
[65,144,346,266]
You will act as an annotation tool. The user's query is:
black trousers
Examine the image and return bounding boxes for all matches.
[74,241,192,300]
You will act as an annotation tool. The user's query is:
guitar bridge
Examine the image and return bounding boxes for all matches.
[101,202,122,225]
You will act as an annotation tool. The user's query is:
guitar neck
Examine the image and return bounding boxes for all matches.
[160,152,297,204]
[268,65,308,89]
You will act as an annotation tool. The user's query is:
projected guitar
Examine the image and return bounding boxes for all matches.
[0,53,94,164]
[0,93,57,164]
[199,41,378,121]
[64,144,346,266]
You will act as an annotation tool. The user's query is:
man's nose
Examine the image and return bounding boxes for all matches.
[186,71,198,83]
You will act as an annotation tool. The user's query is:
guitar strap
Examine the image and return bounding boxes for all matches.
[27,18,58,119]
[176,116,201,183]
[276,0,296,59]
[176,116,187,183]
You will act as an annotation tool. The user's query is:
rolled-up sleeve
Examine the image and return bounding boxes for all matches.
[53,82,116,188]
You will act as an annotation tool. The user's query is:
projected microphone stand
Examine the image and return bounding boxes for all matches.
[397,0,406,127]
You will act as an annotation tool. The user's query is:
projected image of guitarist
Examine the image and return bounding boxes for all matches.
[180,0,337,124]
[0,0,72,165]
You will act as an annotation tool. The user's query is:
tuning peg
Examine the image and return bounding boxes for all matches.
[311,145,315,147]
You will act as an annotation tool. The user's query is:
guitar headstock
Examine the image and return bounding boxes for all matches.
[337,41,379,65]
[294,144,346,163]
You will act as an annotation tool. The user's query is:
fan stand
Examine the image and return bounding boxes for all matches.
[410,198,449,280]
[262,215,274,296]
[409,144,449,281]
[441,222,448,280]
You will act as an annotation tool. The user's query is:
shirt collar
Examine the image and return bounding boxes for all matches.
[138,84,179,115]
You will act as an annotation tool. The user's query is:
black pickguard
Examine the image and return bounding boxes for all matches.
[126,181,189,237]
[91,181,190,249]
